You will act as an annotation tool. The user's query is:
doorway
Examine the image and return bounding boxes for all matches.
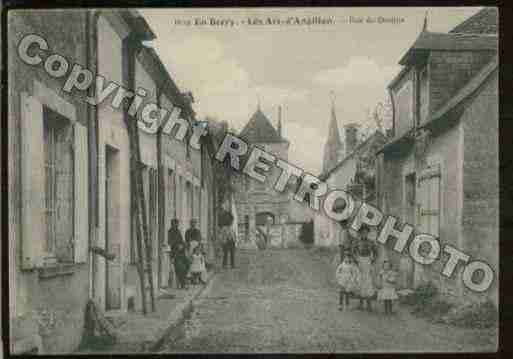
[105,145,121,310]
[400,173,416,289]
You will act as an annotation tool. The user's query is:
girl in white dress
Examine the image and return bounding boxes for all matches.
[377,260,399,314]
[189,246,206,285]
[335,252,360,311]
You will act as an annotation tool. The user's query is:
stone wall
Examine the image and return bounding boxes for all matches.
[461,70,499,305]
[428,50,495,115]
[8,10,91,353]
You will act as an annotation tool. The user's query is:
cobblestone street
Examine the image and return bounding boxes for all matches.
[160,249,497,353]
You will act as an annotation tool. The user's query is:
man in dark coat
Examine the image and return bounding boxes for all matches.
[185,219,202,254]
[219,211,236,269]
[168,219,189,289]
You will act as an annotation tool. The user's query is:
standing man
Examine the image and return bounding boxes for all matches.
[353,225,378,311]
[219,212,236,269]
[168,219,189,289]
[185,219,202,255]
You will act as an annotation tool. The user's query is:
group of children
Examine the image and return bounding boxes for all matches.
[335,250,398,315]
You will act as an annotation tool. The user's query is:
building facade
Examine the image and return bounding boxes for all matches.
[233,107,293,246]
[8,10,95,354]
[314,100,386,247]
[8,9,218,354]
[376,8,499,305]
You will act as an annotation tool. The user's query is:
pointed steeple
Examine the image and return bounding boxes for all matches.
[322,93,344,174]
[277,105,282,138]
[422,10,429,32]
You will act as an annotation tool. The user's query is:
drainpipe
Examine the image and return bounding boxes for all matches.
[87,9,100,300]
[156,85,164,289]
[387,88,395,139]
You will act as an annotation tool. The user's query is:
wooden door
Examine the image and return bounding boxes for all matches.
[106,146,121,310]
[415,164,441,288]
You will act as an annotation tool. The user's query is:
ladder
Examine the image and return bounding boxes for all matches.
[125,116,156,314]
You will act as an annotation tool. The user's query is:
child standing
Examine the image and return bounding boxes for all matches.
[377,260,399,315]
[335,251,360,311]
[190,246,207,285]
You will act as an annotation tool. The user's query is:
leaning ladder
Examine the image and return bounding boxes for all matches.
[125,116,156,315]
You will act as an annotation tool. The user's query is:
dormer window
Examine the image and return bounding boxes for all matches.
[394,75,414,137]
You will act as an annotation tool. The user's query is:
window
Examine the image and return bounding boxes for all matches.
[394,79,414,137]
[20,86,88,270]
[43,107,75,263]
[419,66,429,125]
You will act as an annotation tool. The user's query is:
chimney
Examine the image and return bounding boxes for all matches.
[277,105,282,138]
[344,123,359,155]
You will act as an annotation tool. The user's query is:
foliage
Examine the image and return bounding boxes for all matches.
[400,281,438,307]
[400,282,497,329]
[443,300,498,329]
[206,117,237,207]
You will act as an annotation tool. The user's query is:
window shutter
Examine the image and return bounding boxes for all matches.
[74,123,89,263]
[416,164,441,285]
[21,93,45,269]
[418,164,441,238]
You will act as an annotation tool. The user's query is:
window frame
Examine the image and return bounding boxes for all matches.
[43,106,76,263]
[19,80,88,273]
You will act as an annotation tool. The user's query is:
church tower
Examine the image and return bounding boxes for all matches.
[322,97,344,174]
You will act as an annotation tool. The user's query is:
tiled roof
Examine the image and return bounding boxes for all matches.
[378,56,498,155]
[429,56,498,124]
[399,31,497,65]
[239,108,285,143]
[450,8,498,35]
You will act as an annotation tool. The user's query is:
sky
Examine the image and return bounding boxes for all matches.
[141,7,481,174]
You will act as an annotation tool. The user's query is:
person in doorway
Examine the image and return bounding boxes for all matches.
[335,250,360,311]
[353,225,378,311]
[377,260,399,315]
[190,246,207,285]
[168,219,189,289]
[219,214,236,269]
[185,219,202,255]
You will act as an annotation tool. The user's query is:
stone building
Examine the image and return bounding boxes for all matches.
[375,8,499,305]
[314,100,386,247]
[233,106,294,246]
[8,9,218,353]
[8,9,99,354]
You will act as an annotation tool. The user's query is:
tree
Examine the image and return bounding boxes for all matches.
[205,116,237,211]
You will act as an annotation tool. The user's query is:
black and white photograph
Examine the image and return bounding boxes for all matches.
[5,6,499,354]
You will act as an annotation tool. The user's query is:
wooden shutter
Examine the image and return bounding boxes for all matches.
[415,164,441,285]
[175,175,182,224]
[417,164,441,238]
[74,124,89,263]
[149,167,157,258]
[201,187,207,238]
[54,121,74,263]
[168,170,175,222]
[20,93,45,268]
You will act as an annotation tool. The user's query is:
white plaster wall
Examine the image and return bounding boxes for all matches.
[97,15,131,311]
[314,156,357,247]
[135,58,158,167]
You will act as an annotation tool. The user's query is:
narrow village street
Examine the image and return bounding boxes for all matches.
[159,249,497,353]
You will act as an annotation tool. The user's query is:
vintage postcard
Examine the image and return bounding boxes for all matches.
[6,6,498,354]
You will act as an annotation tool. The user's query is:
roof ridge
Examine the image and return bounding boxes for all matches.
[239,108,286,143]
